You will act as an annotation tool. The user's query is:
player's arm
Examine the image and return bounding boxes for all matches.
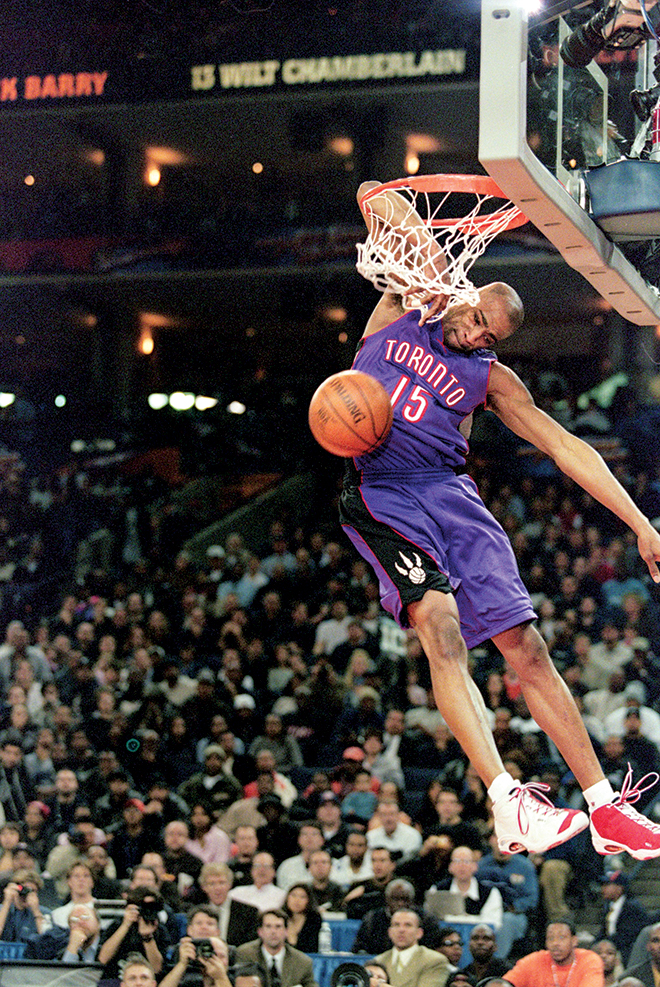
[487,361,660,582]
[357,181,448,332]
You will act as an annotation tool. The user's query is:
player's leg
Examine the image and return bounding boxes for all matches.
[495,620,660,860]
[407,589,505,786]
[492,621,603,790]
[408,589,588,855]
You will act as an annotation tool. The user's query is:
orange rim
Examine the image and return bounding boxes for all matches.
[359,173,528,234]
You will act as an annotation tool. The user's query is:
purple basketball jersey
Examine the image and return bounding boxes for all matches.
[352,309,496,475]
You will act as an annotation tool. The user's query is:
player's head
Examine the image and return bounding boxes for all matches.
[442,282,523,352]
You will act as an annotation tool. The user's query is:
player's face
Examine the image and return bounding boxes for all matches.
[442,292,514,353]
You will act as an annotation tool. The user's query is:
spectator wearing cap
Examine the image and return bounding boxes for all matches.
[316,791,351,859]
[106,798,163,880]
[228,851,286,910]
[276,822,325,891]
[178,744,243,820]
[599,871,650,965]
[366,802,422,863]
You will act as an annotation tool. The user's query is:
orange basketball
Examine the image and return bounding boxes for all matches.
[308,370,393,458]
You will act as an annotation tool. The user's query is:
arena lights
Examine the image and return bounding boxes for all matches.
[147,393,219,411]
[227,401,247,415]
[54,395,66,408]
[0,393,15,408]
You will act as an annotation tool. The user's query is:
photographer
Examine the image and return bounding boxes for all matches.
[160,906,231,987]
[98,885,170,981]
[0,868,51,941]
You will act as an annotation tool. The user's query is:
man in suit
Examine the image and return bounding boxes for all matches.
[235,909,318,987]
[599,870,650,966]
[198,862,259,946]
[376,909,450,987]
[624,922,660,987]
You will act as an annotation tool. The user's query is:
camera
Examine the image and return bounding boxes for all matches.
[15,885,29,900]
[139,900,160,924]
[331,963,371,987]
[193,939,215,959]
[560,0,658,68]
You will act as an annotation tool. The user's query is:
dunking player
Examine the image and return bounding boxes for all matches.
[339,180,660,859]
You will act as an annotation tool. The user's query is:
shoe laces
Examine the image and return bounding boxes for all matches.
[511,781,558,836]
[613,764,660,830]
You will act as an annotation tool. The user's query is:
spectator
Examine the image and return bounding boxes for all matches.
[178,745,243,821]
[248,714,303,774]
[375,909,449,987]
[26,903,102,962]
[276,821,325,891]
[84,843,123,899]
[227,824,259,887]
[366,801,423,863]
[433,846,503,930]
[256,794,299,867]
[436,929,463,972]
[0,869,52,941]
[505,920,604,987]
[331,830,374,890]
[461,925,510,982]
[598,870,650,966]
[243,750,297,808]
[593,939,624,987]
[316,792,351,859]
[352,878,441,955]
[341,768,379,824]
[284,882,322,952]
[97,886,169,981]
[50,861,96,927]
[22,800,56,868]
[160,907,231,987]
[304,848,346,913]
[476,830,539,960]
[228,852,286,911]
[0,733,32,820]
[235,908,318,987]
[197,862,259,946]
[162,819,203,888]
[344,847,397,920]
[422,788,483,852]
[186,802,232,864]
[107,798,162,880]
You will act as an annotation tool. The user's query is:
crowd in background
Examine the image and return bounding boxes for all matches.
[0,381,658,985]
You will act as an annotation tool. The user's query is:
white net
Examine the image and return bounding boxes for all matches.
[356,177,524,319]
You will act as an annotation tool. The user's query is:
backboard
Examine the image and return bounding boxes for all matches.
[479,0,660,325]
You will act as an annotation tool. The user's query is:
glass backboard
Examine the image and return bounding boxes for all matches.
[479,0,660,325]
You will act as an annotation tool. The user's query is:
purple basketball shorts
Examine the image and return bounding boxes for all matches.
[339,471,537,648]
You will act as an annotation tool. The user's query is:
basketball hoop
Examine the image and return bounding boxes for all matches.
[356,173,527,318]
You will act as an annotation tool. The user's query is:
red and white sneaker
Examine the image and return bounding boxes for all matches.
[590,766,660,859]
[493,781,589,855]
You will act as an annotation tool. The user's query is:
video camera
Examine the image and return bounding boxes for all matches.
[560,0,659,68]
[125,887,163,924]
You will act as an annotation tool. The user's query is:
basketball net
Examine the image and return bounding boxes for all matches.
[356,175,526,320]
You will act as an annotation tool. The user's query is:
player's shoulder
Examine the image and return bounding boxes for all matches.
[362,292,408,338]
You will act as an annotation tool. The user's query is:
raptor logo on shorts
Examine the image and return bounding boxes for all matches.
[395,551,426,585]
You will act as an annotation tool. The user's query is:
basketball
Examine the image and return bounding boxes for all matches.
[308,370,393,458]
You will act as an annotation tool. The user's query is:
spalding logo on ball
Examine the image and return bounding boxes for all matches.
[308,369,393,458]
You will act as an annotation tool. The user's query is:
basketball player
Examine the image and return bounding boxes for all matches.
[339,180,660,860]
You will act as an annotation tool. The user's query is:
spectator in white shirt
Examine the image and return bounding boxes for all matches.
[276,822,325,891]
[331,830,374,890]
[367,802,422,862]
[228,852,286,911]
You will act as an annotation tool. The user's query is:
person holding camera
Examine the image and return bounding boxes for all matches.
[97,885,170,982]
[0,868,51,941]
[159,905,231,987]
